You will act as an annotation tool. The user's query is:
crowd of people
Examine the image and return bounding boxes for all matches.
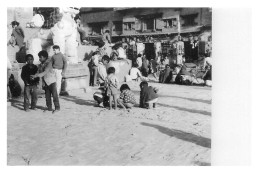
[7,16,211,113]
[89,51,159,110]
[12,45,67,113]
[8,37,160,112]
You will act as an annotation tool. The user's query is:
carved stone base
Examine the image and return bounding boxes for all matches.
[61,63,88,95]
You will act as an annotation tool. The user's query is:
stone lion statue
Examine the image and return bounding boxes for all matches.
[50,7,80,64]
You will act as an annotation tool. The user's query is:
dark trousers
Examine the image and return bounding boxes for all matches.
[44,82,60,111]
[89,66,98,86]
[24,85,38,110]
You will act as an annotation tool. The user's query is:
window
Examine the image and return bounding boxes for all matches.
[143,18,154,31]
[135,13,162,32]
[163,18,177,28]
[181,13,198,27]
[89,22,107,35]
[123,22,135,30]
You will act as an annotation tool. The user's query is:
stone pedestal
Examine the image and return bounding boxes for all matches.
[61,63,88,95]
[107,59,132,83]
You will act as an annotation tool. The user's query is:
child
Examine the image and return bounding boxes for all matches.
[21,54,39,111]
[51,45,67,95]
[31,50,60,114]
[117,84,136,110]
[139,81,159,109]
[88,51,100,86]
[93,85,109,107]
[129,62,142,81]
[105,67,120,110]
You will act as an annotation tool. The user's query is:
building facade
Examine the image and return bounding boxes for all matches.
[80,7,212,42]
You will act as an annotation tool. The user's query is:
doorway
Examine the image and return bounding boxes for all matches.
[144,43,155,60]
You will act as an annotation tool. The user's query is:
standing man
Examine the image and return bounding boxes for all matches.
[31,50,60,113]
[97,55,110,86]
[191,35,199,61]
[51,45,67,95]
[175,35,185,65]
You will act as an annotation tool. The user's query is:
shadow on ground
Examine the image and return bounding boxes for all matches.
[158,95,211,104]
[157,103,211,116]
[61,95,96,107]
[131,90,211,105]
[141,122,211,148]
[193,161,211,166]
[10,99,46,111]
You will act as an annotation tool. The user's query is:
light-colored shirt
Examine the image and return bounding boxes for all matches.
[102,32,111,44]
[136,57,142,68]
[117,47,127,59]
[92,54,99,66]
[37,59,56,86]
[156,56,161,64]
[130,67,142,80]
[97,62,107,83]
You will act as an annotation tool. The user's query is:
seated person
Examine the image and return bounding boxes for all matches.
[117,84,136,110]
[8,74,22,98]
[159,64,173,83]
[175,65,193,85]
[130,62,142,81]
[139,81,159,109]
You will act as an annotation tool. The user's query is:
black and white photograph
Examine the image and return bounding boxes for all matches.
[6,7,212,166]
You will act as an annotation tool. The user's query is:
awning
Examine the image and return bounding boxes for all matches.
[135,13,162,19]
[162,15,179,20]
[111,26,203,37]
[114,8,135,11]
[123,17,136,22]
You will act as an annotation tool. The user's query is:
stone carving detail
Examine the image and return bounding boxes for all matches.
[50,7,80,64]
